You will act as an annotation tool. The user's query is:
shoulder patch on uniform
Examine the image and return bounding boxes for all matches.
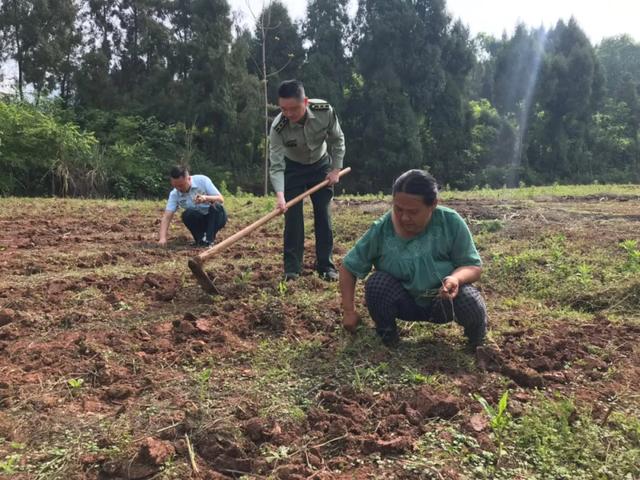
[274,116,289,133]
[308,99,331,111]
[309,102,331,111]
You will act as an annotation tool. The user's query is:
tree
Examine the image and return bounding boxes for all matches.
[348,0,475,190]
[597,35,640,176]
[597,35,640,100]
[0,0,29,99]
[346,0,428,191]
[249,0,304,194]
[250,1,303,102]
[466,99,517,186]
[219,27,263,191]
[168,0,233,144]
[74,0,120,110]
[527,19,603,182]
[112,0,173,114]
[301,0,350,110]
[0,0,81,102]
[425,18,476,188]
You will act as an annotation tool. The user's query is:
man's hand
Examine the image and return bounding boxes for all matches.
[326,168,340,186]
[276,192,288,213]
[439,275,460,300]
[342,310,360,333]
[158,238,167,247]
[195,194,208,204]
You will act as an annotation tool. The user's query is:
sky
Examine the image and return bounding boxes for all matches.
[231,0,639,44]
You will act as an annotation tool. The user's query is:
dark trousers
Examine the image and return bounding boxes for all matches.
[181,204,227,244]
[283,157,335,274]
[364,271,487,343]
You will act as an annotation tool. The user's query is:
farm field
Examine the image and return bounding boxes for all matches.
[1,185,639,479]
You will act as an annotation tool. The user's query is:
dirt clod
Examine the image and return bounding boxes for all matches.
[361,435,414,454]
[0,309,14,327]
[105,385,136,401]
[139,437,175,466]
[502,363,545,388]
[413,389,461,419]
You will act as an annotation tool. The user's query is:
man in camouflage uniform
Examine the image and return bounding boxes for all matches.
[269,79,346,281]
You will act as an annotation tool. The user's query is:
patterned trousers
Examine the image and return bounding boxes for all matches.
[364,270,487,344]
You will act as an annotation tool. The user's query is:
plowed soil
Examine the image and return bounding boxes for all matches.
[0,196,639,479]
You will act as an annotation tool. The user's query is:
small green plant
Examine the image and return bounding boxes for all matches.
[277,280,288,297]
[194,367,212,401]
[67,378,84,394]
[476,390,510,466]
[353,362,390,390]
[35,446,71,478]
[262,445,291,464]
[474,219,504,234]
[115,301,132,311]
[0,454,20,473]
[620,239,640,271]
[234,269,252,290]
[546,234,567,262]
[574,262,593,286]
[401,367,441,386]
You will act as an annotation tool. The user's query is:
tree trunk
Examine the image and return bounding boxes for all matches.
[262,22,269,196]
[11,0,23,101]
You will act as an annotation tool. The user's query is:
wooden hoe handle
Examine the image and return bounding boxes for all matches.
[194,167,351,264]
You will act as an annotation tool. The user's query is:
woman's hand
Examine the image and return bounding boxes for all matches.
[343,310,360,333]
[439,275,460,300]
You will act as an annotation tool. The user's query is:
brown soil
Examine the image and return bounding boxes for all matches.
[0,197,638,479]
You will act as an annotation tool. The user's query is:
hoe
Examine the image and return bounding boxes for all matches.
[188,167,351,294]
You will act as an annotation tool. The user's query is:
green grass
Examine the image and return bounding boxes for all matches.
[339,183,640,202]
[407,395,640,479]
[442,183,640,201]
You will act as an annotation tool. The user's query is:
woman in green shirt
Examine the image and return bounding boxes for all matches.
[339,170,487,348]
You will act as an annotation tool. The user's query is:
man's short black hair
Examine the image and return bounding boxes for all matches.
[278,80,305,100]
[170,165,189,179]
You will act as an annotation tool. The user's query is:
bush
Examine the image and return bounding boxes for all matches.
[0,100,97,196]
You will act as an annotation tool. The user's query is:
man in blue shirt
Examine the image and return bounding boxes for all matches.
[158,166,227,247]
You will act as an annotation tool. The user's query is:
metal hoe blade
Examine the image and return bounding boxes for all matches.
[188,258,219,295]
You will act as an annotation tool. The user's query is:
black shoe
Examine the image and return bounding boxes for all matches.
[464,320,487,350]
[198,240,212,248]
[283,272,300,281]
[379,330,400,348]
[318,269,339,282]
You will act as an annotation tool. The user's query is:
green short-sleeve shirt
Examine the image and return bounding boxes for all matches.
[342,206,482,306]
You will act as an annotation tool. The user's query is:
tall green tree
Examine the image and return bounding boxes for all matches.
[163,0,232,128]
[218,28,263,191]
[0,0,29,99]
[346,0,427,191]
[597,35,640,100]
[0,0,81,101]
[112,0,173,114]
[597,35,640,176]
[250,0,304,103]
[249,0,303,193]
[425,18,475,187]
[527,19,604,182]
[74,0,120,110]
[301,0,350,109]
[348,0,475,189]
